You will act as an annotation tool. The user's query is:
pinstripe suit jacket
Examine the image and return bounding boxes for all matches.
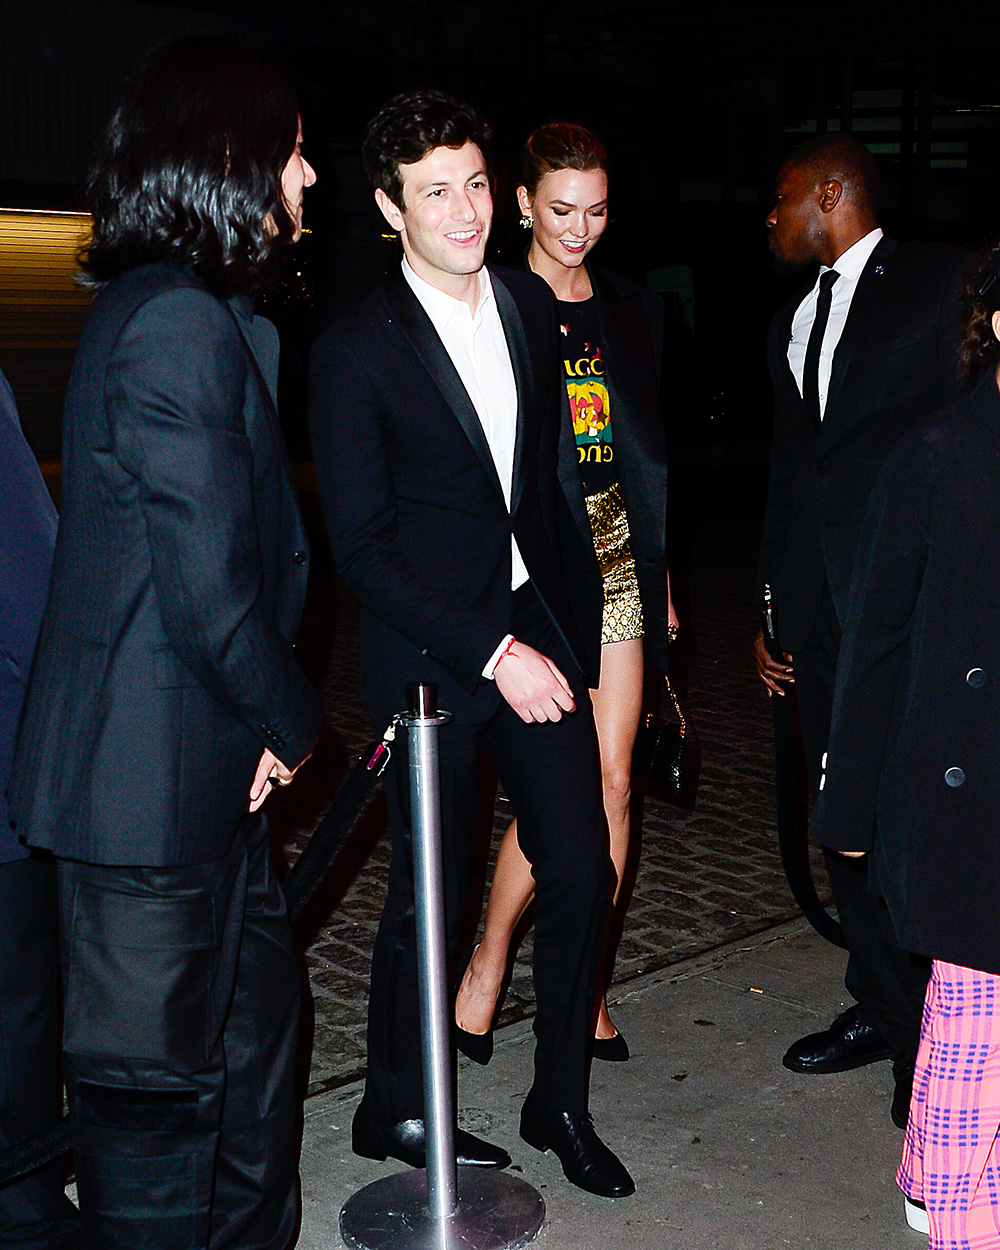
[9,264,322,866]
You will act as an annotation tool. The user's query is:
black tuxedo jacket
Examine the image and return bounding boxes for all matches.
[815,377,1000,974]
[308,265,591,724]
[9,264,323,866]
[549,263,671,678]
[757,236,969,652]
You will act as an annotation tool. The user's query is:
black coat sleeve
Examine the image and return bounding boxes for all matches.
[108,287,319,767]
[755,316,795,611]
[812,433,931,852]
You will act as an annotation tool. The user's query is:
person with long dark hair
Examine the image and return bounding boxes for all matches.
[8,37,322,1248]
[814,246,1000,1246]
[454,122,673,1060]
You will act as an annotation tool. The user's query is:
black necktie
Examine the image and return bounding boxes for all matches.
[802,269,839,428]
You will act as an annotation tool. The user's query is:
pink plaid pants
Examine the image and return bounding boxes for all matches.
[898,960,1000,1248]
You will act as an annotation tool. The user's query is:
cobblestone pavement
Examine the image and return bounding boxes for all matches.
[266,480,832,1097]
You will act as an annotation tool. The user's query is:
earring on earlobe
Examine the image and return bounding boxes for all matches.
[519,214,534,229]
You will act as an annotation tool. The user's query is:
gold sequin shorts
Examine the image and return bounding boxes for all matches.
[584,481,644,645]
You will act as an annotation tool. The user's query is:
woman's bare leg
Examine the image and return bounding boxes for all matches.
[590,637,644,1038]
[454,818,534,1035]
[455,637,645,1038]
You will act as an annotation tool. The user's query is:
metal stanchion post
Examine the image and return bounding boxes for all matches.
[340,683,545,1250]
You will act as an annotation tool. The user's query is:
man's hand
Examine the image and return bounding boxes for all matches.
[753,626,794,697]
[838,850,867,859]
[494,640,576,724]
[249,747,309,812]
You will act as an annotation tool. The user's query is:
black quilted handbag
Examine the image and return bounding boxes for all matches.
[633,674,700,808]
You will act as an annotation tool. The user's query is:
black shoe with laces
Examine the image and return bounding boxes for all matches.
[782,1004,894,1074]
[519,1095,635,1197]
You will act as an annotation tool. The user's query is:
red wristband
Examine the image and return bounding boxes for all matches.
[495,636,517,670]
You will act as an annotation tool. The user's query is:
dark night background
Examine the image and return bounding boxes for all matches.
[4,0,1000,492]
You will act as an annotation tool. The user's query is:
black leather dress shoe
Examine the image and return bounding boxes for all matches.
[519,1096,635,1198]
[782,1005,894,1074]
[352,1105,511,1169]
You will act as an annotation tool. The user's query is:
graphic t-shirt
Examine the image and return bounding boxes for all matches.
[558,298,616,495]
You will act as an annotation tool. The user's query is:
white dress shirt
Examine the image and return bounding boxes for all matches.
[787,227,883,420]
[401,258,526,676]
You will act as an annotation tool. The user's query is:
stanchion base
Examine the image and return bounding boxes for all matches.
[340,1166,545,1250]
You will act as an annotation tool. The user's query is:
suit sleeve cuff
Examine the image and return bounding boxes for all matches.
[483,634,515,681]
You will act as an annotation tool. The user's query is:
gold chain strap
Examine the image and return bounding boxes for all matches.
[663,675,686,733]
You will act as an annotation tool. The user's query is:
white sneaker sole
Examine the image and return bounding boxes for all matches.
[904,1196,930,1235]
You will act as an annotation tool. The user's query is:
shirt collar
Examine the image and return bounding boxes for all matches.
[401,256,493,330]
[823,227,883,283]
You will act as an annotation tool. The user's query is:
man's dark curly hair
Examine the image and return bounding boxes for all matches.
[361,89,493,210]
[960,242,1000,381]
[82,36,300,297]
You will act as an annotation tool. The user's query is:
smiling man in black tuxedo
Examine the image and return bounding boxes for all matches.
[309,90,633,1198]
[753,133,969,1130]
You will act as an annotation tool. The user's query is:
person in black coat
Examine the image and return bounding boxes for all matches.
[0,367,80,1248]
[752,133,969,1126]
[814,246,1000,1245]
[8,40,322,1248]
[309,91,633,1199]
[454,122,673,1062]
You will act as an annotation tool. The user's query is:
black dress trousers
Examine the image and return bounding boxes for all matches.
[363,583,610,1123]
[794,584,928,1062]
[57,814,299,1250]
[0,855,81,1249]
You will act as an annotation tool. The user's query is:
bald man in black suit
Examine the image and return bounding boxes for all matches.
[754,133,969,1129]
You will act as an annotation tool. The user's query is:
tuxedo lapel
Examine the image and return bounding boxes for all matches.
[823,235,897,430]
[224,304,299,503]
[383,270,505,501]
[491,271,532,518]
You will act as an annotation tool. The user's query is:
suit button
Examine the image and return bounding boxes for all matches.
[967,667,986,688]
[945,767,966,788]
[293,550,308,565]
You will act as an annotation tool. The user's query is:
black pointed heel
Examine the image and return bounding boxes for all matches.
[456,1023,494,1065]
[591,1030,630,1062]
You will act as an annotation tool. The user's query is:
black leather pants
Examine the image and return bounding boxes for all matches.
[57,814,299,1250]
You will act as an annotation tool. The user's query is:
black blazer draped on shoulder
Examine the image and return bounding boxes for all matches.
[536,259,671,678]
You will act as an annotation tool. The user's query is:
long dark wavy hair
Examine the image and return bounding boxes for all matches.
[82,37,300,297]
[960,242,1000,382]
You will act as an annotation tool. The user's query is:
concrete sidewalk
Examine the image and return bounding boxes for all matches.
[298,918,922,1250]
